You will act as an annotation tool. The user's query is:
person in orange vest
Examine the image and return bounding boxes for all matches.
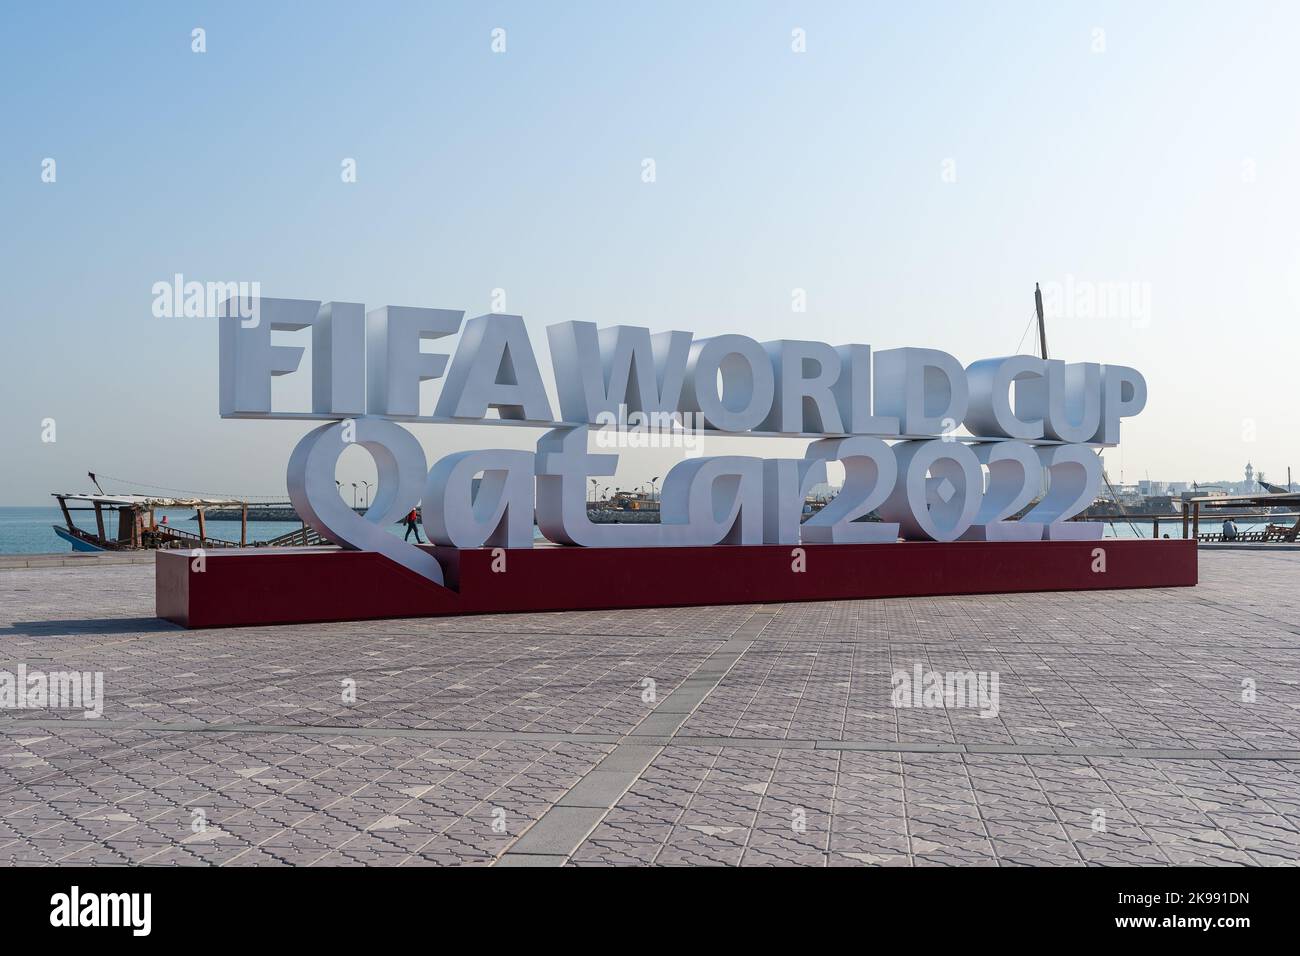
[403,508,423,543]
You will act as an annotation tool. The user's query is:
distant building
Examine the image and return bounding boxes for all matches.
[808,482,840,501]
[610,491,659,512]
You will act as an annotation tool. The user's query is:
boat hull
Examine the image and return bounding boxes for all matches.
[53,525,106,552]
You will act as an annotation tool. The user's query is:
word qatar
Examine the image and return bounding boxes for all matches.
[218,298,1149,585]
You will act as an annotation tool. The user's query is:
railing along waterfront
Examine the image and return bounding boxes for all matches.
[1090,511,1300,541]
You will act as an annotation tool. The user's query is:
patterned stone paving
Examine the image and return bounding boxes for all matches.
[1,549,1299,865]
[573,749,1300,866]
[1,729,608,866]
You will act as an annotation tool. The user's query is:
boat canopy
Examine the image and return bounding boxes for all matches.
[52,493,247,508]
[1186,491,1300,507]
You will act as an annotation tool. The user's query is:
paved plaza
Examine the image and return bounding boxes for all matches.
[1,549,1299,866]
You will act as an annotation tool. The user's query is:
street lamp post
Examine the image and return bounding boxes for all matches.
[350,483,358,508]
[361,481,373,509]
[651,476,659,501]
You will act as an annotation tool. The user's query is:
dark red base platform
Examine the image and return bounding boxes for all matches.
[156,539,1197,629]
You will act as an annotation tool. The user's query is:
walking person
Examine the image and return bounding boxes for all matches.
[403,508,423,543]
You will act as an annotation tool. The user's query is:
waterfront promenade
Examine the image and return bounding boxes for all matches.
[1,551,1298,866]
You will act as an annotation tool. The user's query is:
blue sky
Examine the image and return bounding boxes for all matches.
[3,1,1299,503]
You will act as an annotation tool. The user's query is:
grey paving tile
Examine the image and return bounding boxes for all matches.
[505,806,605,856]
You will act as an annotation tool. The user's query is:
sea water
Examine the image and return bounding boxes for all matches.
[0,506,420,554]
[0,506,1261,555]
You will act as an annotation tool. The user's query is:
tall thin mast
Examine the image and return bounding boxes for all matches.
[1034,282,1048,360]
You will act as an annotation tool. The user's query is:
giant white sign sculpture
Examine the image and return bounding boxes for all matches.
[218,298,1149,586]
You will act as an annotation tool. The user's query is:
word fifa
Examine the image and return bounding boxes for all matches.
[0,665,103,718]
[219,298,1147,583]
[50,887,151,936]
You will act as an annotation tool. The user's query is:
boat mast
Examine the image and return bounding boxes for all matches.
[1034,282,1048,360]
